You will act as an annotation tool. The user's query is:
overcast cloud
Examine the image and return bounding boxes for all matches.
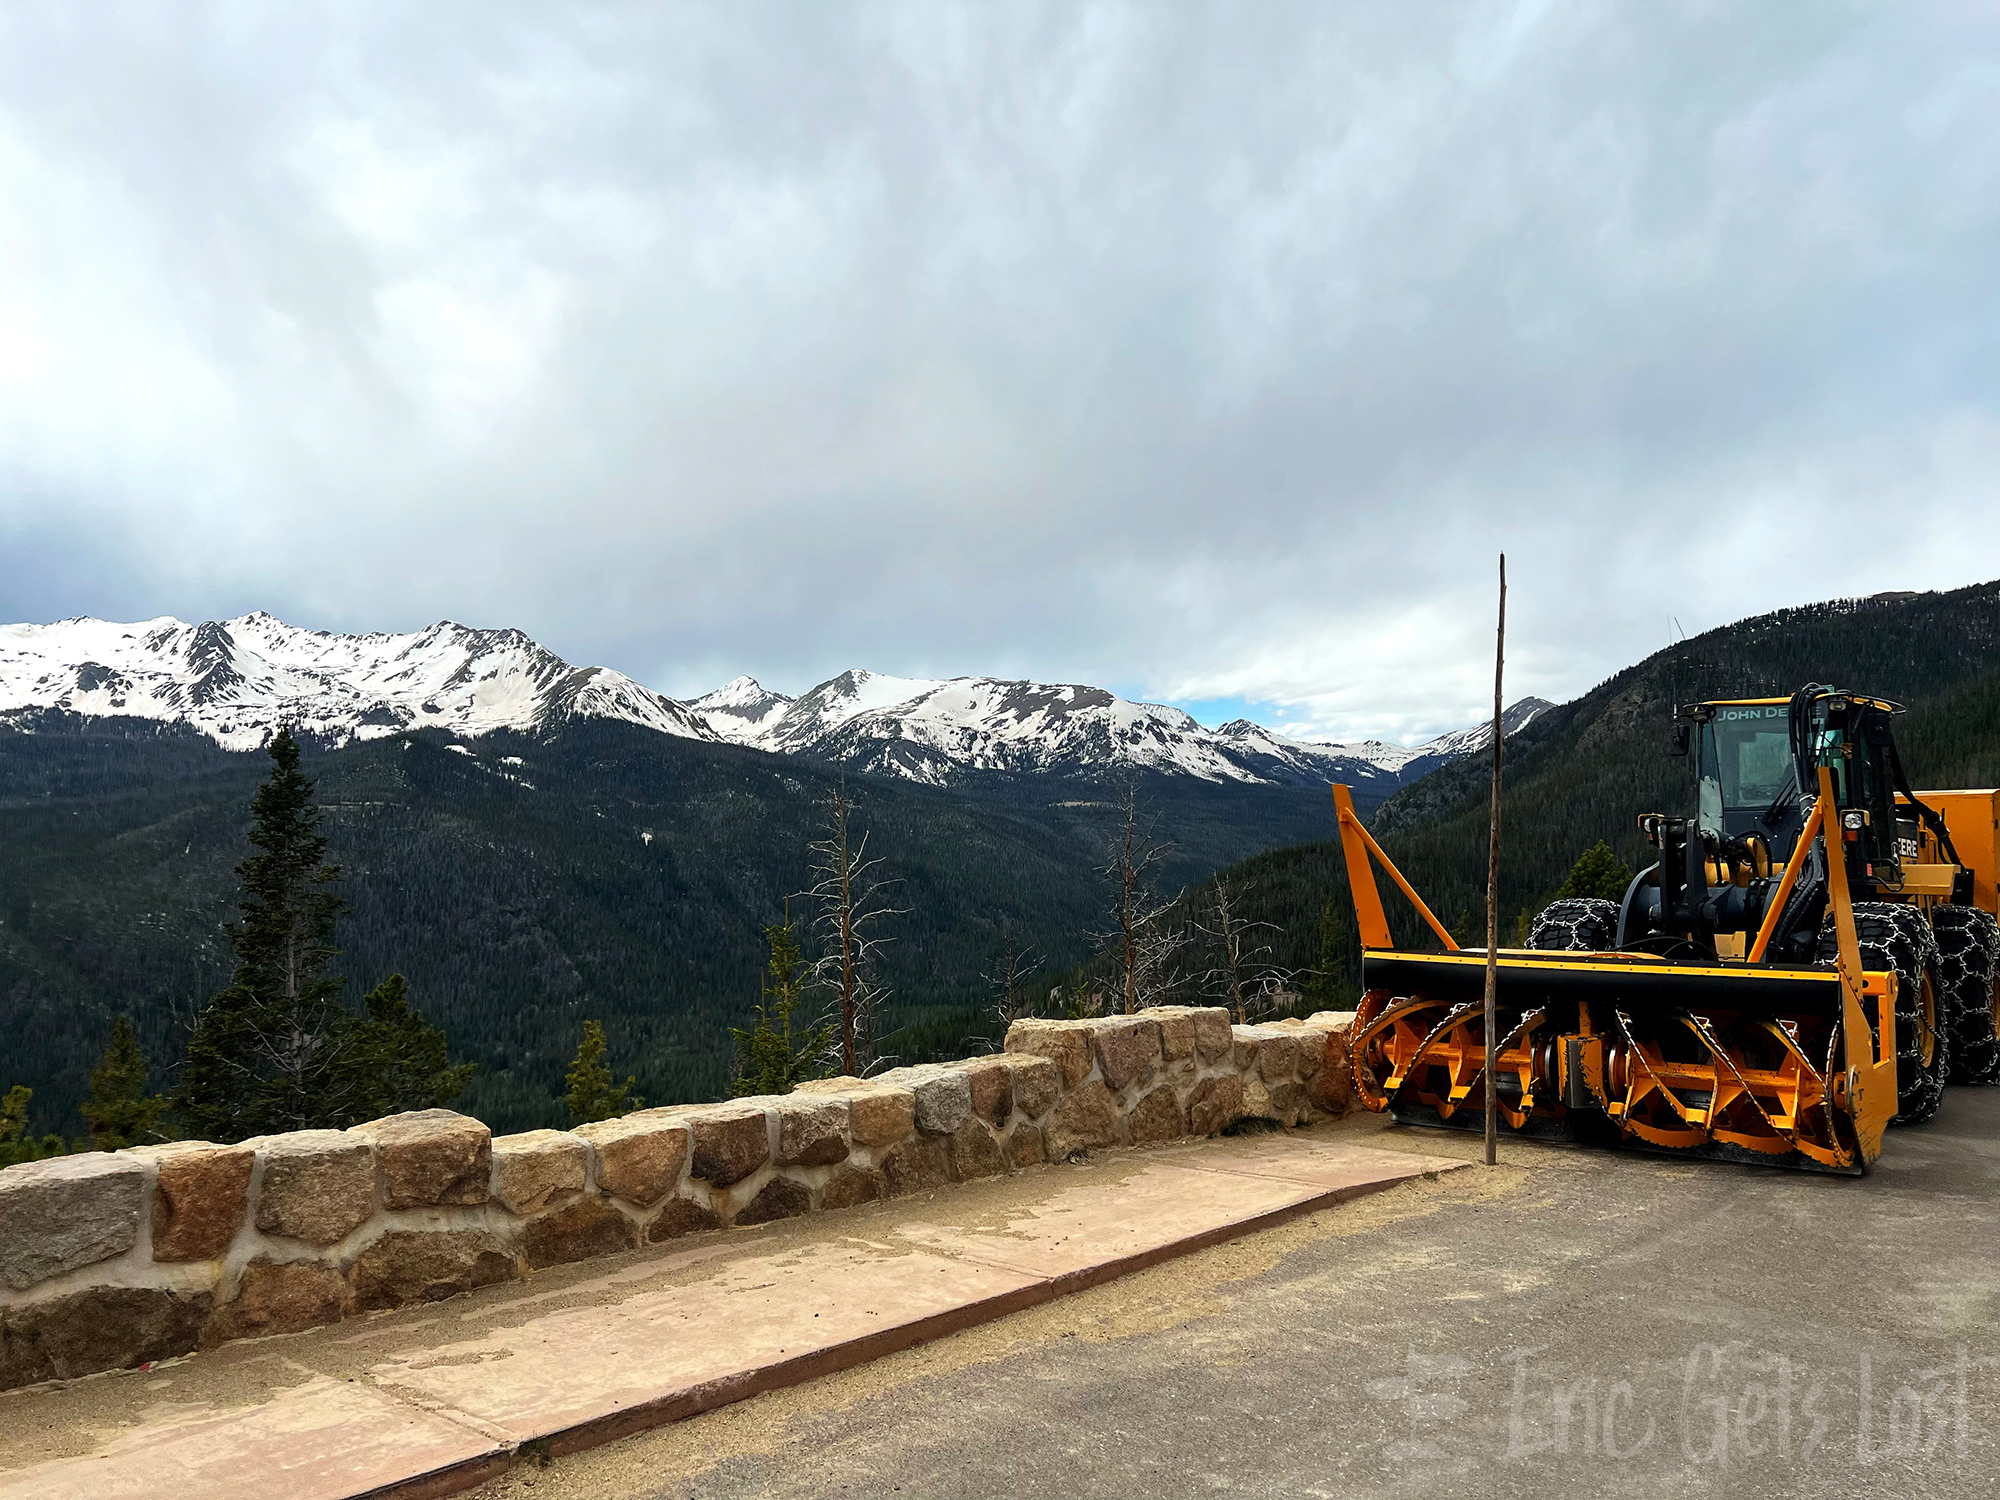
[2,2,1997,743]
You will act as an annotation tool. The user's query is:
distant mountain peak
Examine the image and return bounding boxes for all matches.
[0,614,714,750]
[690,674,796,742]
[686,669,1531,790]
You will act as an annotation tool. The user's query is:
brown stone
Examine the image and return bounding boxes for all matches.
[1007,1124,1046,1167]
[1186,1010,1230,1060]
[821,1166,883,1209]
[1266,1081,1308,1127]
[949,1119,1007,1180]
[1006,1055,1061,1119]
[794,1075,868,1094]
[574,1116,689,1207]
[0,1153,145,1291]
[206,1258,350,1344]
[349,1110,492,1208]
[848,1087,916,1148]
[961,1057,1014,1126]
[1044,1080,1120,1160]
[1187,1075,1246,1137]
[492,1130,590,1214]
[1255,1032,1300,1083]
[1153,1010,1197,1062]
[880,1134,952,1196]
[647,1195,723,1243]
[1128,1087,1185,1144]
[253,1131,375,1248]
[874,1066,971,1135]
[1310,1034,1354,1114]
[774,1096,851,1167]
[143,1143,253,1262]
[1003,1019,1093,1087]
[1,1286,210,1391]
[1090,1016,1162,1091]
[1272,1020,1324,1079]
[521,1197,637,1268]
[733,1175,812,1227]
[688,1105,771,1187]
[349,1230,516,1311]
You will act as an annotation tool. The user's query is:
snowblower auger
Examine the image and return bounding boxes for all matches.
[1334,683,2000,1173]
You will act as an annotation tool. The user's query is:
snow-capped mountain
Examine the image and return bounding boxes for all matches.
[688,675,793,741]
[1412,697,1553,763]
[691,666,1548,791]
[0,613,715,750]
[0,611,1548,791]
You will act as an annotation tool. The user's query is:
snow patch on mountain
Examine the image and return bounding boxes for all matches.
[1411,697,1555,761]
[0,613,716,750]
[689,675,794,741]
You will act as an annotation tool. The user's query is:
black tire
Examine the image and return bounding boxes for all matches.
[1816,902,1950,1125]
[1934,904,2000,1086]
[1528,898,1619,952]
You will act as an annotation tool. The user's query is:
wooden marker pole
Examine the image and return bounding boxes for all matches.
[1485,555,1506,1167]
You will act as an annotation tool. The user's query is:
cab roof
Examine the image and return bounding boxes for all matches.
[1700,692,1901,712]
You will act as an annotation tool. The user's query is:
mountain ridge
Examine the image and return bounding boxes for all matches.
[4,613,1543,793]
[692,666,1553,792]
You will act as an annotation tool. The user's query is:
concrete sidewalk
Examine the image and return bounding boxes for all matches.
[0,1130,1462,1500]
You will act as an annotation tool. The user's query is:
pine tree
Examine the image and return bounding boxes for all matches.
[79,1016,167,1152]
[1,1085,66,1166]
[1305,900,1343,1012]
[175,729,360,1141]
[343,974,476,1119]
[565,1020,639,1124]
[732,908,831,1096]
[1554,841,1634,903]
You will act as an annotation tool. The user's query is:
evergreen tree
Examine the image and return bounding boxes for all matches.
[731,908,831,1096]
[565,1020,639,1124]
[1,1085,65,1166]
[175,729,360,1141]
[1554,841,1634,903]
[343,974,475,1119]
[79,1015,167,1151]
[1305,900,1343,1012]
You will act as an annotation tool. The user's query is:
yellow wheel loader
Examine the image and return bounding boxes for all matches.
[1334,685,2000,1173]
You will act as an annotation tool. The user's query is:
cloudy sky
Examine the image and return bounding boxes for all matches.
[2,3,1997,743]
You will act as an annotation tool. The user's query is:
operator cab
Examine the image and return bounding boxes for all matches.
[1687,691,1904,878]
[1622,685,1935,958]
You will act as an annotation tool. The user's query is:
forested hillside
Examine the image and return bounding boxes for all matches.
[1148,582,2000,1004]
[12,581,1997,1141]
[0,715,1343,1135]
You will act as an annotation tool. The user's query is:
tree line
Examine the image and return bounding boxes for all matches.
[3,732,665,1156]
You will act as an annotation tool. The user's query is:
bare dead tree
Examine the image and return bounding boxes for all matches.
[985,925,1045,1034]
[1134,909,1193,1009]
[805,777,906,1077]
[1195,874,1297,1023]
[1096,780,1176,1015]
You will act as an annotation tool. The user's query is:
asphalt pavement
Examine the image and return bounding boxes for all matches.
[474,1089,2000,1500]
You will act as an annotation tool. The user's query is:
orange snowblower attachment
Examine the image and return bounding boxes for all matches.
[1332,774,1900,1173]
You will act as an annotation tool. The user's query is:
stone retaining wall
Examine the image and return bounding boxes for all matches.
[0,1006,1354,1392]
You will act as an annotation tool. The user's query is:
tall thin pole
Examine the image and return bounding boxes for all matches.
[1485,555,1506,1167]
